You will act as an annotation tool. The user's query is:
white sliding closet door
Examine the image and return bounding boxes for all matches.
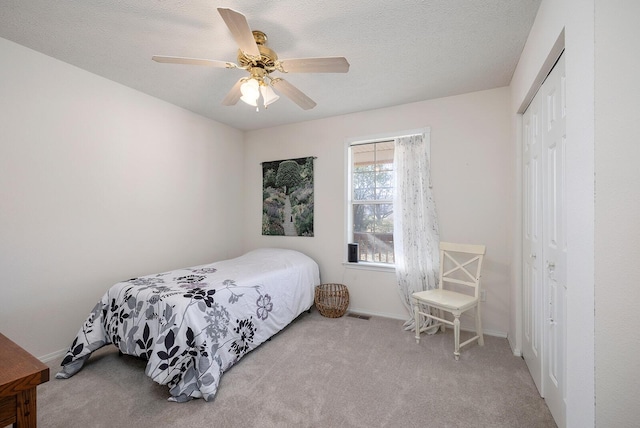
[522,53,566,427]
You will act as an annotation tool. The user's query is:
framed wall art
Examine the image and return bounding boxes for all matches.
[261,156,315,237]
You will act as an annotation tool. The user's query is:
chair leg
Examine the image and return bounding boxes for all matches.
[476,304,484,346]
[453,315,461,360]
[439,308,446,333]
[414,301,420,344]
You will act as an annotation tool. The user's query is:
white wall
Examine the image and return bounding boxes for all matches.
[594,1,640,427]
[243,87,512,336]
[509,0,595,426]
[0,38,245,359]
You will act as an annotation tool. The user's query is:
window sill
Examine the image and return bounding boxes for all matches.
[343,262,396,273]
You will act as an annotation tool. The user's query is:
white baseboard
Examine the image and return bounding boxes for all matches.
[508,335,522,357]
[480,329,508,339]
[39,348,68,364]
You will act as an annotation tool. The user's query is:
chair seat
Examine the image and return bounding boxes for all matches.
[413,289,478,313]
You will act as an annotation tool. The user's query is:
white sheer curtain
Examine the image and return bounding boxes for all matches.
[393,133,440,331]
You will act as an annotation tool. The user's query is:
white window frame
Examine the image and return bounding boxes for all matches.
[344,128,429,272]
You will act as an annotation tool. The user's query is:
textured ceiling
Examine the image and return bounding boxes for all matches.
[0,0,541,131]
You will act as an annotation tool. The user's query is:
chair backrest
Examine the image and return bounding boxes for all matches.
[438,242,486,298]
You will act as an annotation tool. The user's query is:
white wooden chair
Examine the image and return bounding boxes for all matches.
[412,242,486,360]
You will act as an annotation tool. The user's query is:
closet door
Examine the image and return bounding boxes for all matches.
[522,53,566,427]
[541,53,566,426]
[522,89,544,394]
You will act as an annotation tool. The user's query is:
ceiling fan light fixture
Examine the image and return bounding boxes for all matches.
[260,84,279,108]
[240,94,258,107]
[240,78,260,106]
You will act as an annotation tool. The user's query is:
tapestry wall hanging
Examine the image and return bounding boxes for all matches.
[262,156,315,237]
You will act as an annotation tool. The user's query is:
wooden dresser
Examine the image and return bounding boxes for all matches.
[0,333,49,428]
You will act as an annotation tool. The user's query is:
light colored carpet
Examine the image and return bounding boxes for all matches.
[37,309,556,427]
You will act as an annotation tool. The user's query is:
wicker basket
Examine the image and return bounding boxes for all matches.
[314,283,349,318]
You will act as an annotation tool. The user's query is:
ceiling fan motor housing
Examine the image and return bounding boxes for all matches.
[237,31,278,72]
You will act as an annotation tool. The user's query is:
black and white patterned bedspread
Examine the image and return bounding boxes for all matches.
[56,248,319,402]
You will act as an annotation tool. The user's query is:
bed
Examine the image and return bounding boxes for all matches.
[55,248,320,402]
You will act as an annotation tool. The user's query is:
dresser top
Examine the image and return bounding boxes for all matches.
[0,333,50,396]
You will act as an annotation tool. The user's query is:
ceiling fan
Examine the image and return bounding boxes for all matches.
[152,7,350,111]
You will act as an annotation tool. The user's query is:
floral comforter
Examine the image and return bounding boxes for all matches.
[56,248,319,402]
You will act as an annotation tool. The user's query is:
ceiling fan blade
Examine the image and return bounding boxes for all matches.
[152,55,237,68]
[279,57,350,73]
[271,78,317,110]
[217,8,260,57]
[221,78,245,106]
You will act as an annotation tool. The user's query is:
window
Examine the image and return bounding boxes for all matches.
[348,140,395,264]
